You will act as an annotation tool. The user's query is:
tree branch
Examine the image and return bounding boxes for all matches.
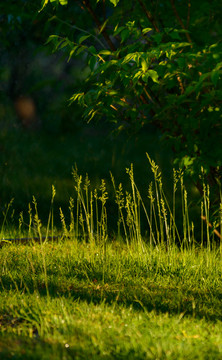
[137,0,160,33]
[50,15,106,48]
[186,0,191,28]
[82,0,116,51]
[169,0,192,44]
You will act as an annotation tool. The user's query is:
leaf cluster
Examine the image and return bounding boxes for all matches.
[41,0,222,195]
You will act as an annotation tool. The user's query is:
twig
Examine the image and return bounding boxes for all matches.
[201,216,222,240]
[137,0,160,33]
[82,0,116,51]
[169,0,192,44]
[49,15,106,48]
[187,0,191,29]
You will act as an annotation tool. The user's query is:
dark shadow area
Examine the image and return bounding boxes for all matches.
[0,122,186,234]
[0,336,73,360]
[1,272,222,323]
[1,333,221,360]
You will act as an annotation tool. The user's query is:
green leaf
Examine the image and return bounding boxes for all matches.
[76,46,85,56]
[79,35,91,44]
[70,92,84,103]
[142,28,153,34]
[122,53,135,65]
[199,72,210,83]
[99,19,109,34]
[109,0,120,6]
[184,85,195,96]
[133,70,142,84]
[211,70,220,87]
[45,34,57,45]
[114,25,125,36]
[183,156,194,167]
[54,39,66,51]
[49,0,68,4]
[209,43,218,52]
[215,62,222,70]
[147,70,159,83]
[126,21,135,30]
[88,56,97,71]
[142,73,149,82]
[173,42,192,49]
[212,53,220,60]
[121,29,130,43]
[141,58,148,72]
[39,0,49,12]
[169,30,181,40]
[59,39,69,49]
[166,50,176,60]
[88,46,97,55]
[88,109,98,122]
[67,46,78,62]
[99,50,112,55]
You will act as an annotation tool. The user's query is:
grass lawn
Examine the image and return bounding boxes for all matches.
[0,128,221,359]
[0,239,222,359]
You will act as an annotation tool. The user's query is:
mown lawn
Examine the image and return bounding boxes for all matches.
[0,239,222,359]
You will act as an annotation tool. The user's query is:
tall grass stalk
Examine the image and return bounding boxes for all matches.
[28,203,33,238]
[33,196,49,297]
[72,168,95,243]
[200,167,211,251]
[1,157,221,257]
[220,202,222,254]
[146,154,164,245]
[0,198,14,240]
[110,173,129,246]
[172,169,178,244]
[126,165,143,251]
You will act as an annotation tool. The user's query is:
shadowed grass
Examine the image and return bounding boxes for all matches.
[1,240,222,321]
[1,295,222,360]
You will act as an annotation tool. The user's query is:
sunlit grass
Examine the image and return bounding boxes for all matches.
[0,239,222,359]
[0,158,222,359]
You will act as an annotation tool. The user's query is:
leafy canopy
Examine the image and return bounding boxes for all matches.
[40,0,222,194]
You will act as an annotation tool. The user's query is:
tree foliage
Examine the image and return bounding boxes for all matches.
[41,1,221,194]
